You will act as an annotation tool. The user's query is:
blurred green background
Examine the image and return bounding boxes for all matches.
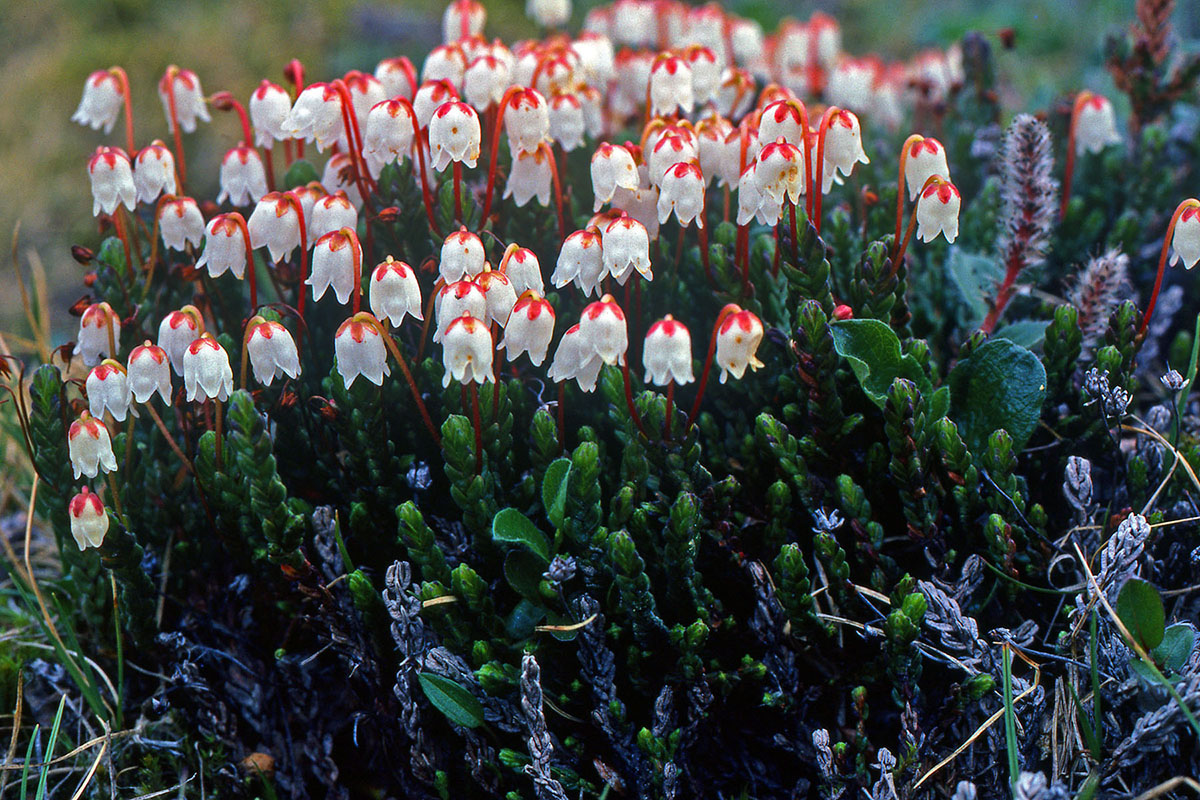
[0,0,1190,340]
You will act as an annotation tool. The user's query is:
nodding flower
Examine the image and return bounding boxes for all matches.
[158,66,211,133]
[915,179,961,244]
[72,70,123,133]
[68,411,117,480]
[500,291,555,366]
[578,293,628,366]
[685,45,721,106]
[246,319,301,386]
[422,44,469,92]
[363,98,418,178]
[820,108,869,181]
[158,307,203,376]
[500,245,544,295]
[1073,92,1122,155]
[715,67,756,120]
[549,92,585,152]
[715,307,765,383]
[902,136,950,200]
[442,0,486,43]
[464,55,512,113]
[755,139,806,206]
[308,228,363,305]
[647,133,697,190]
[1170,203,1200,269]
[553,228,605,296]
[183,334,234,403]
[441,312,494,387]
[87,146,137,217]
[649,53,694,117]
[526,0,570,28]
[74,302,118,366]
[68,488,110,551]
[503,88,551,156]
[86,360,133,422]
[548,323,603,392]
[601,214,653,284]
[696,116,734,187]
[158,195,205,252]
[247,191,304,263]
[429,100,482,171]
[370,256,424,326]
[217,145,268,206]
[376,57,418,102]
[504,145,554,207]
[435,279,488,342]
[475,269,518,326]
[657,160,706,228]
[335,314,390,388]
[283,83,344,151]
[127,341,172,404]
[591,142,639,211]
[310,192,358,243]
[249,80,292,147]
[413,79,460,129]
[643,315,695,386]
[758,99,808,147]
[440,227,487,283]
[133,141,178,203]
[197,214,249,279]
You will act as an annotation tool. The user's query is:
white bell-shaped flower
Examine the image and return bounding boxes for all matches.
[578,293,628,366]
[440,227,487,283]
[249,80,291,147]
[74,302,117,366]
[335,315,390,388]
[422,44,468,91]
[127,341,173,404]
[758,99,808,147]
[648,53,693,116]
[648,133,698,190]
[72,70,123,133]
[158,66,211,133]
[363,98,417,178]
[196,213,249,279]
[715,306,764,383]
[548,323,602,391]
[158,196,205,252]
[157,307,202,376]
[475,270,518,326]
[429,100,481,171]
[68,488,109,550]
[915,179,961,244]
[68,411,117,479]
[500,291,555,366]
[284,83,344,151]
[369,256,424,326]
[1075,93,1122,155]
[86,361,133,422]
[527,0,570,28]
[643,315,694,386]
[87,147,137,217]
[755,139,806,205]
[443,0,486,43]
[377,57,419,101]
[500,245,544,295]
[696,115,733,187]
[503,88,550,156]
[246,319,301,386]
[504,146,553,207]
[247,191,304,263]
[657,161,705,228]
[183,334,234,403]
[133,141,178,203]
[549,92,585,151]
[685,45,720,105]
[435,279,488,342]
[590,142,639,211]
[310,192,358,243]
[441,312,494,387]
[413,79,459,129]
[602,214,652,284]
[553,228,605,296]
[308,228,362,305]
[821,108,869,180]
[464,55,512,112]
[217,145,268,206]
[1169,203,1200,269]
[903,137,950,201]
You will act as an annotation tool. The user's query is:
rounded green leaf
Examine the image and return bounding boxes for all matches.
[492,508,551,561]
[542,458,572,529]
[830,319,933,408]
[1116,578,1165,652]
[947,339,1046,452]
[417,672,484,728]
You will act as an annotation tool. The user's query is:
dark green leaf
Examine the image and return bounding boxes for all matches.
[948,339,1046,452]
[947,250,1003,324]
[830,319,931,408]
[542,458,572,529]
[505,599,547,640]
[504,550,547,599]
[1153,624,1196,672]
[417,673,484,728]
[282,159,319,190]
[492,508,550,561]
[1116,578,1165,653]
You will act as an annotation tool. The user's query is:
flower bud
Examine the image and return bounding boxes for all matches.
[247,191,303,262]
[370,256,424,325]
[246,319,301,386]
[335,315,390,387]
[436,279,488,342]
[284,83,344,151]
[549,92,585,151]
[1075,93,1121,155]
[127,341,172,404]
[649,53,693,117]
[441,312,494,386]
[87,147,137,217]
[159,67,211,134]
[657,161,705,228]
[643,315,694,386]
[464,55,512,113]
[158,307,202,376]
[310,191,358,243]
[440,227,487,283]
[475,270,518,326]
[413,79,460,128]
[579,293,627,366]
[86,361,133,422]
[72,70,123,133]
[504,146,553,207]
[158,196,205,252]
[500,246,544,295]
[74,302,117,366]
[376,57,418,102]
[903,137,949,201]
[183,334,233,403]
[602,214,653,284]
[821,109,869,180]
[548,323,602,391]
[500,291,555,365]
[1170,203,1200,269]
[716,306,764,383]
[429,101,482,171]
[504,88,550,156]
[68,488,109,550]
[308,228,362,304]
[915,180,961,244]
[443,0,486,43]
[250,80,291,147]
[68,411,117,479]
[133,141,178,203]
[218,145,268,206]
[196,213,248,279]
[552,228,605,296]
[590,142,639,211]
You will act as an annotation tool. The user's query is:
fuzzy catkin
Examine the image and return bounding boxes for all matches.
[997,114,1057,276]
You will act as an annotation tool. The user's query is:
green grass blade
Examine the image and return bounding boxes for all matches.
[34,694,66,800]
[1089,612,1102,758]
[1002,645,1019,792]
[19,723,40,800]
